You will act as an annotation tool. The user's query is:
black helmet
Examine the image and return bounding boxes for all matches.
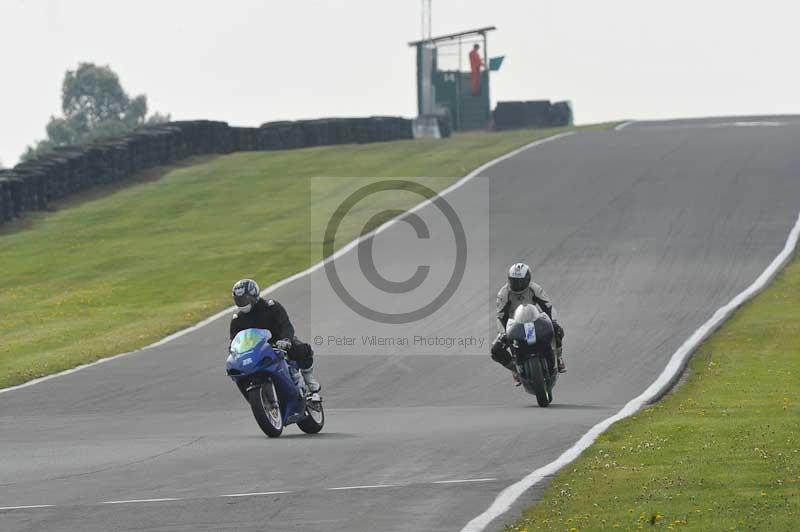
[507,263,531,293]
[232,279,260,313]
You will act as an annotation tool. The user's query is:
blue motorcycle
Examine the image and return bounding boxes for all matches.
[226,328,324,438]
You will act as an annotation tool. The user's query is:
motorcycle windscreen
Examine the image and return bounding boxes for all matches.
[230,328,272,355]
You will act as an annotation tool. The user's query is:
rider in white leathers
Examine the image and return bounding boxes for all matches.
[491,263,566,384]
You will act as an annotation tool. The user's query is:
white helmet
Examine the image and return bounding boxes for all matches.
[508,263,531,293]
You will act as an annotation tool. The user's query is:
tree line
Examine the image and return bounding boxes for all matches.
[23,62,169,161]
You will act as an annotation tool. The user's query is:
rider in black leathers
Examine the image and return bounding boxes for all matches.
[229,278,320,392]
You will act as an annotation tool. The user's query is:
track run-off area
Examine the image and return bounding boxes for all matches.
[2,116,800,531]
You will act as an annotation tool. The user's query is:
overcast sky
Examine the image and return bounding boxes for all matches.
[2,0,799,166]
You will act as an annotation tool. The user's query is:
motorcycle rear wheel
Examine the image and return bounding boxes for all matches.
[248,383,284,438]
[297,398,324,434]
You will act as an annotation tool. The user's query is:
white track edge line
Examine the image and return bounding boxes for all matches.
[460,209,800,532]
[101,498,180,505]
[0,504,56,510]
[0,131,575,396]
[0,479,506,511]
[614,120,634,131]
[222,491,293,497]
[328,484,397,491]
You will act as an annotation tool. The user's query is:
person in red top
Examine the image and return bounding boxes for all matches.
[469,43,485,96]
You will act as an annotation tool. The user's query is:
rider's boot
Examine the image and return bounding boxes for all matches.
[558,354,567,373]
[554,332,567,373]
[301,366,321,393]
[504,362,522,386]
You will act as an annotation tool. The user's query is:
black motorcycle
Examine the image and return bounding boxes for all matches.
[505,314,559,407]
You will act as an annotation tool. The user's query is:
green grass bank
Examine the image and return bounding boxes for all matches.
[0,124,611,389]
[506,253,800,531]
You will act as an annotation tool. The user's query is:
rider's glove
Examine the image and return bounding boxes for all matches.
[274,339,293,353]
[553,322,564,339]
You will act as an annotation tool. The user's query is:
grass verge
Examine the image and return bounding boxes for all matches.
[0,124,612,389]
[506,252,800,530]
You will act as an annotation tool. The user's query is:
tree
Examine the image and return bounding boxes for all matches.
[23,63,169,161]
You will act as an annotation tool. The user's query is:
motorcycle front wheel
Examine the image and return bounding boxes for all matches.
[522,357,552,407]
[248,382,284,438]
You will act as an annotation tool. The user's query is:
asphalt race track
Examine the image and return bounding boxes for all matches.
[3,116,800,531]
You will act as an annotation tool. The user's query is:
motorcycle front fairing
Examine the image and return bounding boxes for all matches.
[227,328,305,423]
[506,318,555,367]
[270,357,306,424]
[506,320,536,362]
[227,328,277,376]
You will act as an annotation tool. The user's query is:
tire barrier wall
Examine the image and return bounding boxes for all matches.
[493,100,573,130]
[0,116,417,226]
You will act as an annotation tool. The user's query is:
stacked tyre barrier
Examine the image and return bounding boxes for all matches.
[493,100,573,130]
[0,117,416,227]
[259,117,416,148]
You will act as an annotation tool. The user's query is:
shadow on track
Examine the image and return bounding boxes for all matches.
[526,403,616,411]
[244,432,358,441]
